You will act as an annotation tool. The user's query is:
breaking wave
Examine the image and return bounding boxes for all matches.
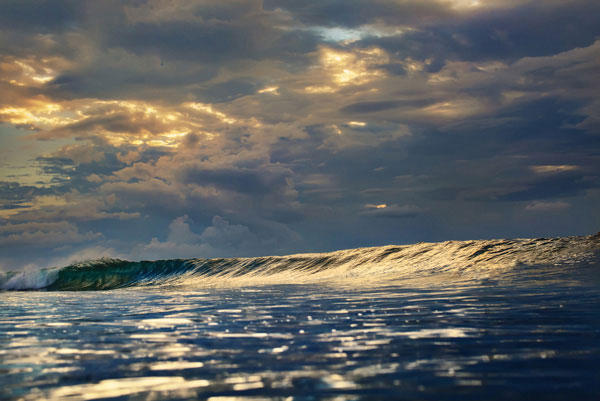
[2,234,599,291]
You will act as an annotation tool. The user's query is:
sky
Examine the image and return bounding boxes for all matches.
[1,0,599,270]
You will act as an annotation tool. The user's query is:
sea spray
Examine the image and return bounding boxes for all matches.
[0,268,60,290]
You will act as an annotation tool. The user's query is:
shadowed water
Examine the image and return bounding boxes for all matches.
[1,236,600,400]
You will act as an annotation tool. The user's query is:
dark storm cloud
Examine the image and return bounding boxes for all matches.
[47,64,219,101]
[305,92,600,220]
[19,2,319,102]
[357,1,600,64]
[99,4,319,64]
[341,100,435,114]
[0,182,51,210]
[110,20,246,61]
[377,63,407,76]
[0,0,82,32]
[403,128,600,206]
[498,173,598,202]
[361,204,422,218]
[181,165,293,196]
[36,150,125,189]
[341,101,403,114]
[196,78,262,103]
[264,0,451,28]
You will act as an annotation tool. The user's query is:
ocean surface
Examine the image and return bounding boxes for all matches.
[2,235,600,400]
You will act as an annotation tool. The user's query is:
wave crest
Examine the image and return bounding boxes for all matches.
[2,235,599,291]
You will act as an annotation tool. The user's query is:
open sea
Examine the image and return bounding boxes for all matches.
[2,235,600,400]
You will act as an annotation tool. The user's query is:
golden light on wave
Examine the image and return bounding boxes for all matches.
[49,377,210,400]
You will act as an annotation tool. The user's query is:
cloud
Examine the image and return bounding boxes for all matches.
[0,0,599,269]
[361,204,423,218]
[525,200,571,212]
[4,190,140,223]
[48,144,106,165]
[341,100,404,114]
[356,0,600,64]
[264,0,453,28]
[0,221,101,247]
[530,165,579,174]
[0,182,50,212]
[0,221,74,234]
[135,215,263,259]
[166,215,202,244]
[0,0,82,32]
[498,173,593,202]
[180,164,294,196]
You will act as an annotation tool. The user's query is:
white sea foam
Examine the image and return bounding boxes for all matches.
[0,268,60,290]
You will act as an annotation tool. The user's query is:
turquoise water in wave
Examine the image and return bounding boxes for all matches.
[1,236,600,400]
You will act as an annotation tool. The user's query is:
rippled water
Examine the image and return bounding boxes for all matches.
[2,263,600,400]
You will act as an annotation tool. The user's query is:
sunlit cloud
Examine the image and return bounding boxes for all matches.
[185,102,237,124]
[447,0,482,9]
[417,98,489,121]
[1,57,62,87]
[322,47,388,85]
[0,102,69,129]
[0,0,599,269]
[530,165,579,174]
[365,204,388,209]
[301,47,388,93]
[258,86,280,94]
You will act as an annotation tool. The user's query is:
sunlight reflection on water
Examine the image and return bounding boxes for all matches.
[1,264,600,400]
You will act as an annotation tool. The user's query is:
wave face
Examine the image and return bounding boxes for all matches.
[2,235,599,291]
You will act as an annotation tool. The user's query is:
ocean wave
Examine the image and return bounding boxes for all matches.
[2,234,599,291]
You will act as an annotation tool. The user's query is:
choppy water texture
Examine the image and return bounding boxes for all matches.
[1,235,600,400]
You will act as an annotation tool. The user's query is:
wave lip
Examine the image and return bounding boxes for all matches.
[1,234,599,291]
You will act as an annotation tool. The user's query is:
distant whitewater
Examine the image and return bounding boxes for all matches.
[3,234,599,291]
